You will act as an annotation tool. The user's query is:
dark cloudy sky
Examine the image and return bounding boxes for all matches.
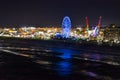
[0,0,120,26]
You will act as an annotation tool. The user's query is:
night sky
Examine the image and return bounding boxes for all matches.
[0,0,120,27]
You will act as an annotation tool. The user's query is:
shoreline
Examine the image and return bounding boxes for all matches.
[0,36,120,55]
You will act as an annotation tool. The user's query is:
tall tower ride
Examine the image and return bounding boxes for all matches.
[85,16,89,30]
[92,16,102,37]
[97,16,102,28]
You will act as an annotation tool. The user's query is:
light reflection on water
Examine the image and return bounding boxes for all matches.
[1,46,120,78]
[53,49,73,76]
[59,49,73,59]
[54,61,72,76]
[0,40,120,80]
[1,46,120,65]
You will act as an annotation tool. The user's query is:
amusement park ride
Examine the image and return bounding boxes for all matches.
[85,16,102,37]
[55,16,102,39]
[91,16,102,37]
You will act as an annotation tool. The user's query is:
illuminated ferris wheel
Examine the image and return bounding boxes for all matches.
[62,16,71,38]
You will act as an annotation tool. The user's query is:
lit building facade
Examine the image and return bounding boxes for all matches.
[104,27,120,43]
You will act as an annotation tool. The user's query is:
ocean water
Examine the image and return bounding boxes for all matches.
[0,39,120,80]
